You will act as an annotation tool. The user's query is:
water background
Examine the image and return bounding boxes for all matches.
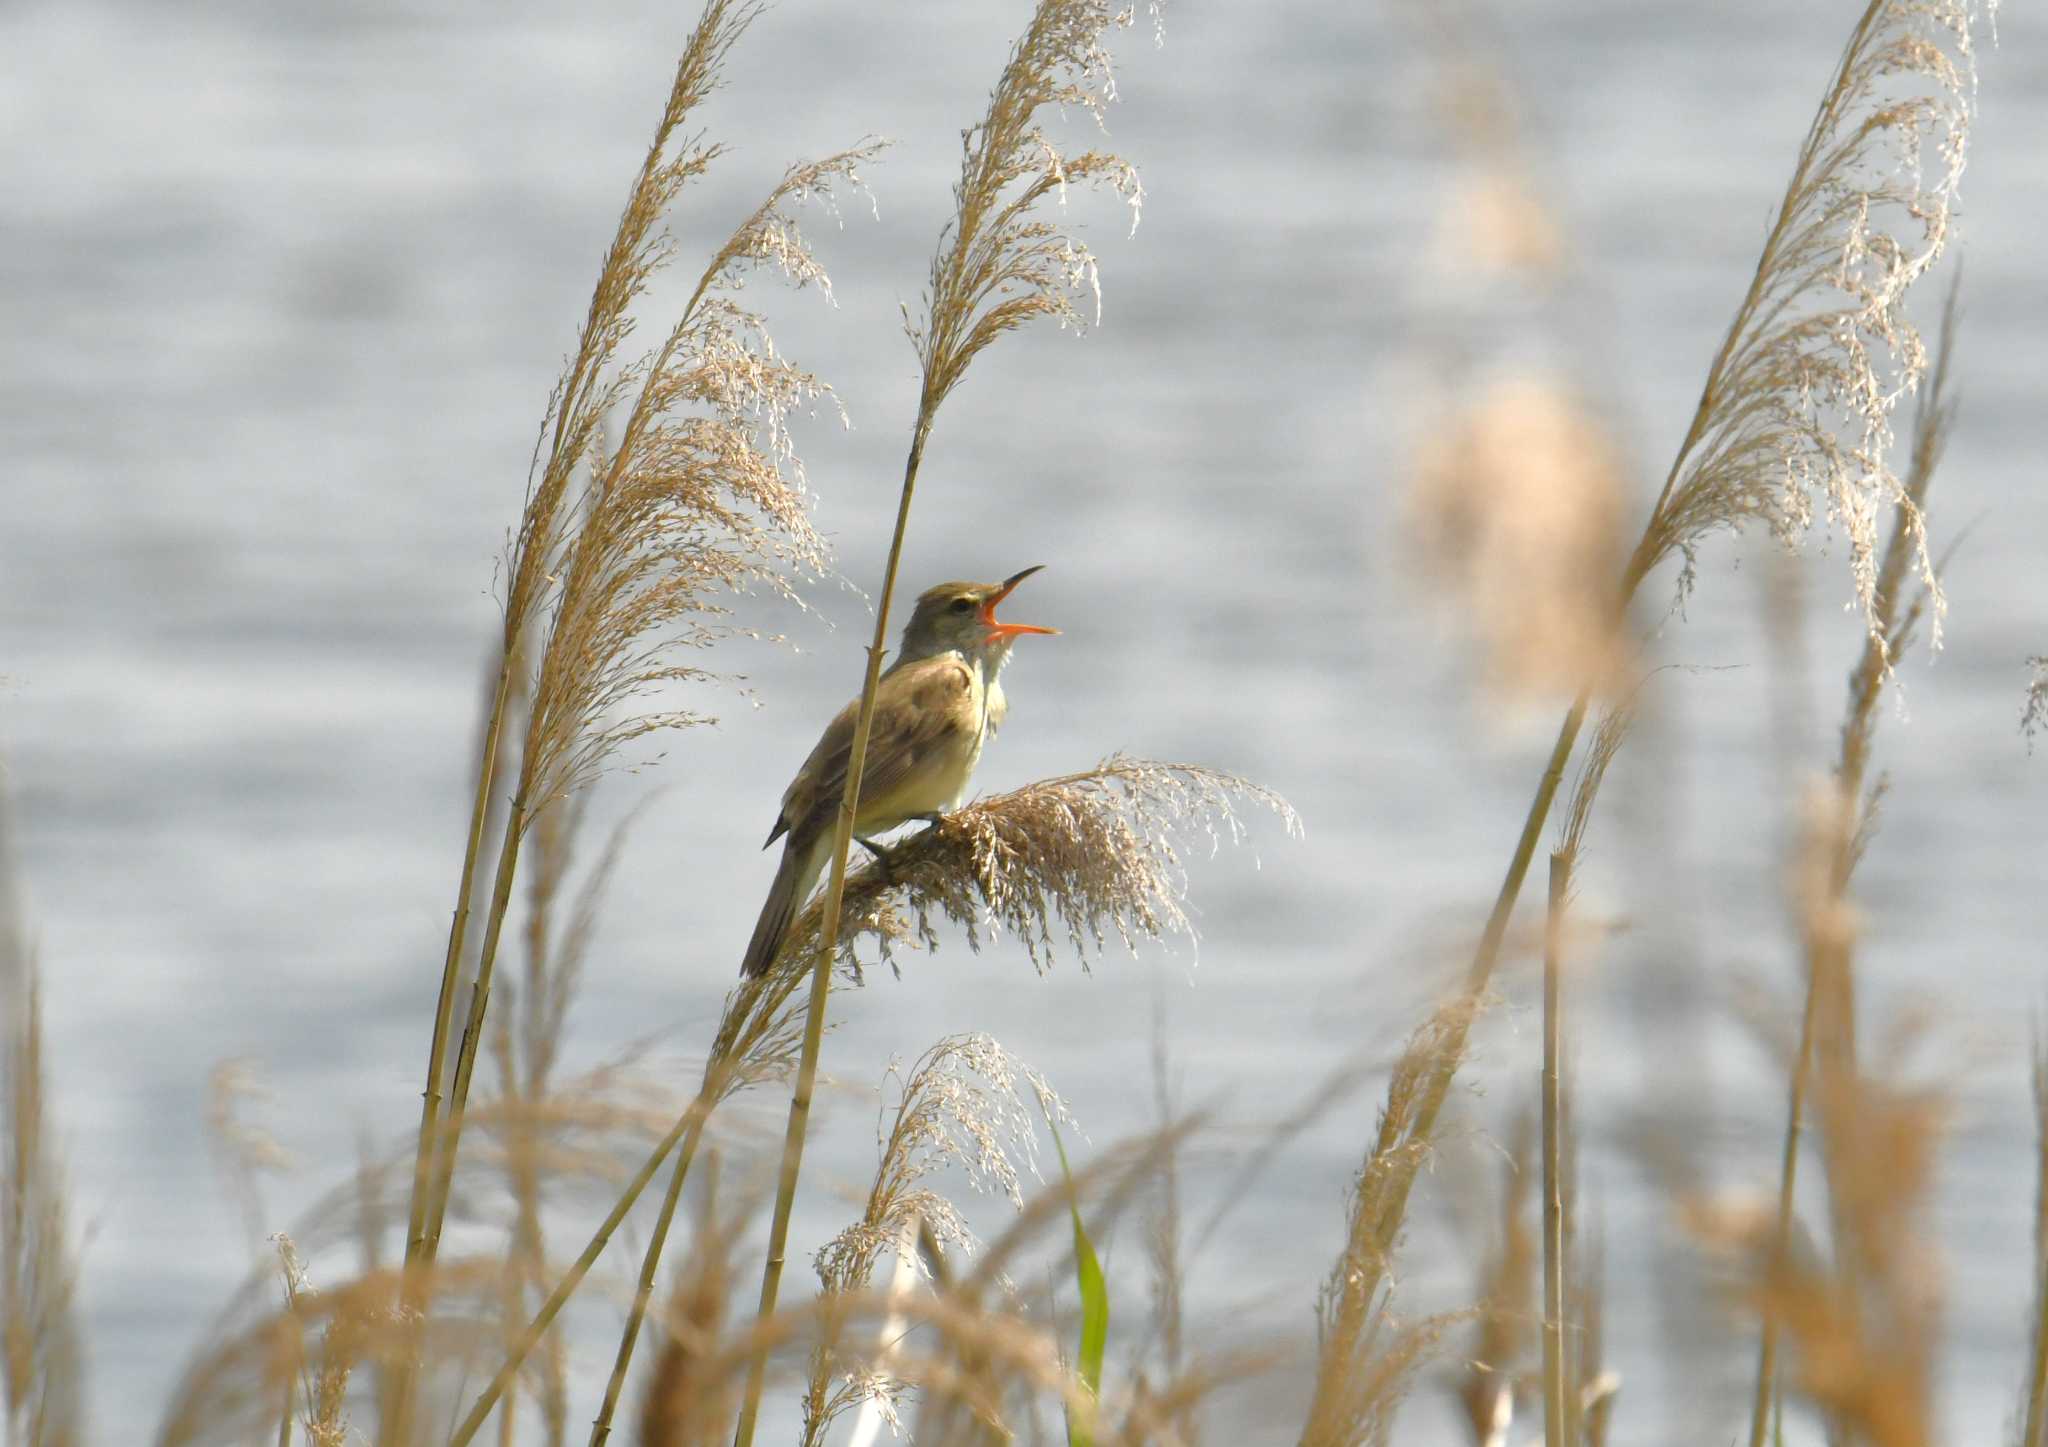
[4,1,2046,1441]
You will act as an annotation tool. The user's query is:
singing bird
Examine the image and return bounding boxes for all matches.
[740,566,1058,978]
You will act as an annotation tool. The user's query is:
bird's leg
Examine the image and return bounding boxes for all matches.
[856,814,949,885]
[856,835,907,883]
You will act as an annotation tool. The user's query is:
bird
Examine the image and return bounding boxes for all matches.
[740,565,1058,978]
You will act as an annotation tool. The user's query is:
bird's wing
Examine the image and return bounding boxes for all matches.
[778,654,976,842]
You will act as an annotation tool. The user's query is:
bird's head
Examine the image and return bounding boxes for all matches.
[899,565,1058,666]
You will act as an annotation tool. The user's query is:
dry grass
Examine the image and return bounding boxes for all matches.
[8,2,2041,1446]
[738,7,1159,1434]
[2024,657,2048,749]
[774,759,1297,979]
[800,1035,1065,1443]
[403,0,878,1319]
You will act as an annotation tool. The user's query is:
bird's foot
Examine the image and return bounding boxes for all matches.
[857,815,948,884]
[857,836,908,883]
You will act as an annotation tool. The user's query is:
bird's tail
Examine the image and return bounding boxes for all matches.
[741,833,826,979]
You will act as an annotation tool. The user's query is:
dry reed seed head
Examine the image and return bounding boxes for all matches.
[1643,0,1990,650]
[808,1035,1074,1431]
[1303,1301,1472,1447]
[506,24,879,817]
[2024,655,2048,748]
[504,0,760,641]
[778,760,1295,977]
[908,0,1151,411]
[1557,695,1637,866]
[1305,991,1490,1446]
[1406,376,1632,702]
[817,1035,1069,1300]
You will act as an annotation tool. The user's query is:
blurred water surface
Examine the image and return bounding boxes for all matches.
[4,1,2046,1441]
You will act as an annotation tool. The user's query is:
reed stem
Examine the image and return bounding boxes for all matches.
[2024,1030,2048,1447]
[1541,851,1569,1447]
[732,419,934,1447]
[407,661,513,1267]
[422,798,531,1262]
[1364,689,1591,1266]
[588,1109,711,1446]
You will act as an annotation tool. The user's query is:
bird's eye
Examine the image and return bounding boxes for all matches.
[950,597,974,614]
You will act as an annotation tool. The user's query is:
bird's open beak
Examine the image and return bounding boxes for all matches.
[980,564,1059,641]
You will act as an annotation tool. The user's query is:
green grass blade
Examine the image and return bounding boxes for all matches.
[1046,1112,1108,1447]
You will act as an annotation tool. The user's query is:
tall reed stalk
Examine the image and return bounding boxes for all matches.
[2024,1027,2048,1447]
[1540,852,1569,1447]
[729,4,1145,1441]
[384,1,875,1434]
[1340,0,1981,1328]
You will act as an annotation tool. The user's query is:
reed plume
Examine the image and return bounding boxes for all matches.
[402,0,879,1319]
[2024,657,2048,748]
[637,1164,741,1447]
[800,1035,1066,1444]
[444,756,1283,1443]
[1348,3,1989,1360]
[742,5,1156,1427]
[1744,283,1958,1447]
[1629,0,1983,637]
[1407,373,1630,703]
[1301,992,1483,1447]
[1738,999,1950,1447]
[779,758,1296,977]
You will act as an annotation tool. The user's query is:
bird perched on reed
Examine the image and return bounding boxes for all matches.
[740,566,1058,977]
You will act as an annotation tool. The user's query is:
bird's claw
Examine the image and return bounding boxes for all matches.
[857,836,906,883]
[857,815,948,885]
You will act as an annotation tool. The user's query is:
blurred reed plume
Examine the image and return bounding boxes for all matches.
[1706,963,1952,1447]
[1352,4,1990,1383]
[1744,289,1957,1447]
[1,796,82,1447]
[1453,1115,1533,1447]
[207,1059,295,1258]
[1403,0,1565,281]
[1408,378,1631,700]
[1301,990,1483,1447]
[638,1164,741,1447]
